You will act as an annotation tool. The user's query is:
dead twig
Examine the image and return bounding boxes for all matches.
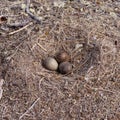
[84,84,120,95]
[8,22,32,35]
[19,98,40,120]
[36,42,47,52]
[6,42,23,61]
[7,20,30,28]
[0,79,4,100]
[25,0,41,23]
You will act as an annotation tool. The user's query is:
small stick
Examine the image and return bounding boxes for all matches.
[19,98,40,120]
[8,22,32,35]
[0,79,4,100]
[84,84,120,94]
[6,42,23,61]
[7,21,30,28]
[25,0,41,23]
[36,42,47,52]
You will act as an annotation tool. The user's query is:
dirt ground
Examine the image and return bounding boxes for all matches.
[0,0,120,120]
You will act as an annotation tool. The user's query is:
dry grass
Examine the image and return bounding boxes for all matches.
[0,0,120,120]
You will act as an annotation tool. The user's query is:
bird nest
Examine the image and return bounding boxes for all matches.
[0,0,120,120]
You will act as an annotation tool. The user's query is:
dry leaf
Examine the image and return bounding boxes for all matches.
[0,16,7,24]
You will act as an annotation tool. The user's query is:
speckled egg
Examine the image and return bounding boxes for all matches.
[56,51,70,63]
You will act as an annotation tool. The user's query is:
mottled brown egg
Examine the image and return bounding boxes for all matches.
[43,57,58,71]
[59,62,72,74]
[56,51,70,63]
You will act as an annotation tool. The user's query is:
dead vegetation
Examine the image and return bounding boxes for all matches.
[0,0,120,120]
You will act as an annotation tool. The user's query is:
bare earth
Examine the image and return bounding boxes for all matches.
[0,0,120,120]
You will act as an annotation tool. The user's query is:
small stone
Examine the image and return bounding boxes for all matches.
[75,43,83,49]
